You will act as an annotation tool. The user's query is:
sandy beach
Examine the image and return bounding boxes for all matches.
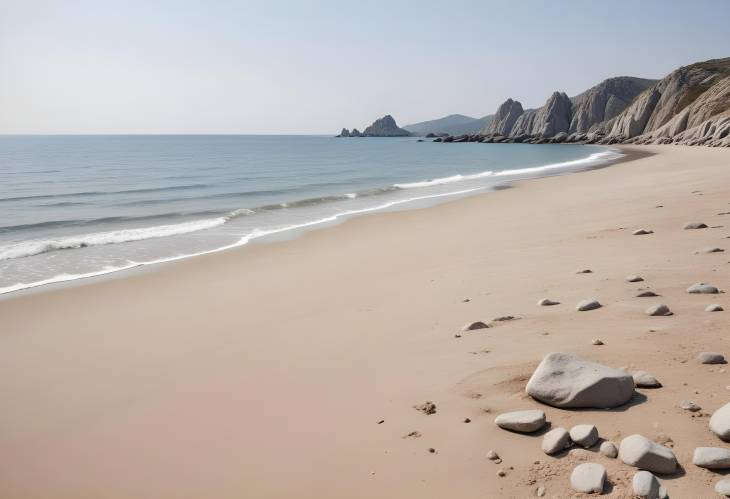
[3,145,730,498]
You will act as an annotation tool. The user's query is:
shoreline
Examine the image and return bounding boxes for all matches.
[2,145,730,498]
[0,144,629,300]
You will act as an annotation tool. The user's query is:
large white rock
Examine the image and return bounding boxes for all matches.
[619,434,677,474]
[570,424,599,448]
[693,447,730,468]
[632,470,668,499]
[526,353,635,408]
[710,403,730,441]
[541,427,571,455]
[570,463,606,494]
[494,410,546,433]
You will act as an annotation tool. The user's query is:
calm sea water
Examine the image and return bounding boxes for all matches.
[0,135,621,294]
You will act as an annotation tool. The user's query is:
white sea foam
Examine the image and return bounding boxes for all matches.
[0,217,228,261]
[394,171,494,189]
[492,150,617,177]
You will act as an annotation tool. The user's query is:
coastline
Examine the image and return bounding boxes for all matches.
[0,144,626,299]
[2,145,730,498]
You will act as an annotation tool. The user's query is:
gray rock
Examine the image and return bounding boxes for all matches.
[683,222,708,229]
[576,299,602,311]
[680,400,701,412]
[494,410,546,433]
[693,447,730,468]
[526,353,635,408]
[633,371,662,388]
[717,478,730,496]
[592,338,604,346]
[362,115,411,137]
[711,403,730,440]
[633,229,654,235]
[636,290,660,297]
[492,315,516,322]
[536,485,546,497]
[486,450,499,460]
[538,298,560,306]
[619,434,677,474]
[600,440,618,458]
[462,321,489,331]
[541,427,571,455]
[632,470,668,499]
[484,99,524,136]
[706,304,725,312]
[687,282,719,294]
[627,275,645,282]
[645,304,673,316]
[570,424,599,448]
[695,247,724,254]
[570,463,606,494]
[699,352,726,364]
[575,269,593,274]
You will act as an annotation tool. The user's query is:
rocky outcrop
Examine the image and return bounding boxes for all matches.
[362,115,411,137]
[337,128,350,137]
[483,98,524,136]
[570,77,657,133]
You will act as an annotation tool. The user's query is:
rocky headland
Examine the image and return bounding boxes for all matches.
[431,57,730,147]
[338,115,410,137]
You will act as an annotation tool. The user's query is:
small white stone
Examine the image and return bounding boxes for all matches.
[576,299,602,312]
[570,463,606,494]
[537,298,560,306]
[633,229,654,235]
[645,304,673,316]
[626,275,644,282]
[693,447,730,469]
[599,440,618,458]
[687,282,719,294]
[619,434,677,474]
[716,478,730,496]
[707,304,725,312]
[632,470,668,499]
[699,352,726,364]
[633,371,661,388]
[710,403,730,441]
[494,410,546,433]
[570,424,599,448]
[541,427,571,455]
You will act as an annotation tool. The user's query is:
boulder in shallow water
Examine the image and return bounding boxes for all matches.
[494,409,546,433]
[526,353,634,408]
[619,434,677,474]
[570,463,606,494]
[576,299,602,311]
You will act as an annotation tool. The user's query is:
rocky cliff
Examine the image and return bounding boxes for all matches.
[483,98,523,136]
[338,115,410,137]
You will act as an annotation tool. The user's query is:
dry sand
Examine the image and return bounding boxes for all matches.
[1,145,730,498]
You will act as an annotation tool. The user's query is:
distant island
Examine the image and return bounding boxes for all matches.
[338,57,730,147]
[337,115,410,137]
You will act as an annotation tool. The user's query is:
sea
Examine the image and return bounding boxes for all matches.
[0,135,622,295]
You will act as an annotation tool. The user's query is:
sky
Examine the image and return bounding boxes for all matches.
[1,0,730,134]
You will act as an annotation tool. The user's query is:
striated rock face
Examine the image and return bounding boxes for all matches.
[338,128,350,137]
[362,115,411,137]
[533,91,572,137]
[570,77,657,133]
[483,98,524,136]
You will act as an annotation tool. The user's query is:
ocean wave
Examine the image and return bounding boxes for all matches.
[395,170,495,188]
[0,183,211,204]
[0,217,228,261]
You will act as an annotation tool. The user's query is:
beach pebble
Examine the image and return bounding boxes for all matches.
[683,222,708,229]
[600,440,618,458]
[591,338,604,345]
[679,400,702,412]
[636,290,660,297]
[576,299,602,312]
[535,485,546,497]
[619,434,677,474]
[462,321,489,331]
[632,470,668,499]
[693,447,730,468]
[645,304,673,316]
[486,450,499,460]
[707,304,725,312]
[537,298,560,306]
[576,269,593,274]
[698,352,726,364]
[497,469,506,477]
[633,371,662,388]
[526,353,634,409]
[570,463,606,494]
[633,229,654,235]
[687,282,720,294]
[626,275,645,282]
[717,478,730,496]
[541,427,571,455]
[570,424,599,448]
[494,410,546,433]
[492,315,516,322]
[414,401,437,415]
[710,403,730,441]
[695,247,724,254]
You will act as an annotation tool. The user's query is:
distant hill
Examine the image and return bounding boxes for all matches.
[404,114,493,136]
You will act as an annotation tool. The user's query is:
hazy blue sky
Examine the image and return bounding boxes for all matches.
[2,0,730,134]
